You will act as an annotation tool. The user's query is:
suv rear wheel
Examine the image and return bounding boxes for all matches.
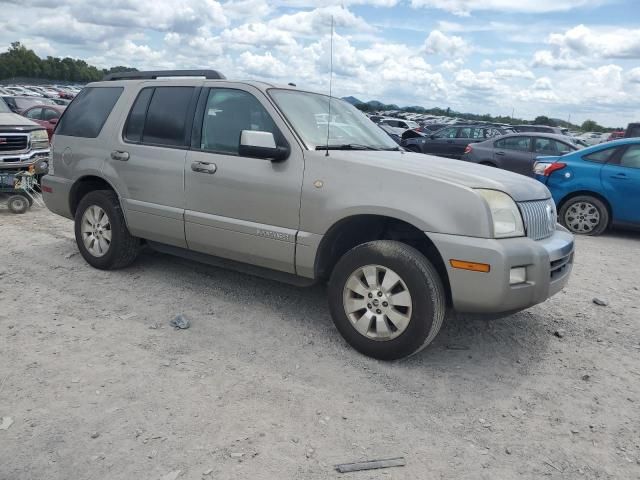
[328,241,446,360]
[74,190,139,269]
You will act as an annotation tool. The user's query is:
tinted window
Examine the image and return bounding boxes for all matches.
[56,87,123,138]
[495,136,531,152]
[435,127,457,138]
[0,98,9,113]
[142,87,194,147]
[584,147,617,163]
[555,141,574,154]
[619,145,640,169]
[43,108,60,121]
[201,88,278,155]
[534,137,559,154]
[25,108,42,120]
[124,88,153,143]
[471,128,488,140]
[457,127,473,138]
[627,124,640,138]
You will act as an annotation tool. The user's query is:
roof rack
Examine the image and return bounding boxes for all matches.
[102,70,226,81]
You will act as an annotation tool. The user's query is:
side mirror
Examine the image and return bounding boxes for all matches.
[238,130,289,162]
[49,118,58,125]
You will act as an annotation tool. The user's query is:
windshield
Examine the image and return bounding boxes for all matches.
[0,98,10,113]
[269,89,398,150]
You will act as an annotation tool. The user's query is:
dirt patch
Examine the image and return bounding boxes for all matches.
[1,206,639,479]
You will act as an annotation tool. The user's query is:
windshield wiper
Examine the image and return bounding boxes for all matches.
[315,144,382,151]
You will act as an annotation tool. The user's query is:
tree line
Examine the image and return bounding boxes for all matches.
[0,42,136,83]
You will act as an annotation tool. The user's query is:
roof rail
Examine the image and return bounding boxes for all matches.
[102,70,226,81]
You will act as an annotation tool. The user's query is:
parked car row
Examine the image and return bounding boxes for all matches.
[0,84,81,99]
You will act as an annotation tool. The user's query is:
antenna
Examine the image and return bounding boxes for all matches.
[325,15,334,157]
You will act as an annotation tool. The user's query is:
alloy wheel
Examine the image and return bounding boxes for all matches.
[80,205,112,257]
[564,201,600,233]
[342,264,413,341]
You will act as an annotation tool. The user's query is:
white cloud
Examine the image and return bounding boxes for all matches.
[221,23,297,48]
[532,50,585,70]
[409,0,611,16]
[629,67,640,84]
[269,6,374,36]
[494,68,535,79]
[533,77,553,90]
[548,24,640,59]
[423,30,467,57]
[239,51,288,77]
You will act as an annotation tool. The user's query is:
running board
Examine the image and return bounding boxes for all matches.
[146,241,317,287]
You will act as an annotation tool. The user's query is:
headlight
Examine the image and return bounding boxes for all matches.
[476,189,525,238]
[31,129,49,149]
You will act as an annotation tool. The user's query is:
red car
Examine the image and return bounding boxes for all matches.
[607,130,626,141]
[22,105,66,139]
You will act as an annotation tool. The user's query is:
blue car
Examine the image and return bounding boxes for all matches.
[534,138,640,235]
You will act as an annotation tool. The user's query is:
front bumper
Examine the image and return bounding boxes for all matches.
[430,227,574,313]
[0,148,50,173]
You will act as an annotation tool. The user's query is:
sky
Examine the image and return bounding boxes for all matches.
[2,0,639,127]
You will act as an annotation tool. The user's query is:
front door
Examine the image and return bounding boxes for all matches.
[601,144,640,224]
[427,127,458,156]
[184,85,304,273]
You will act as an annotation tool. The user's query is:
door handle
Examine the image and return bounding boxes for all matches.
[191,161,217,174]
[495,151,505,156]
[611,173,628,180]
[110,150,129,161]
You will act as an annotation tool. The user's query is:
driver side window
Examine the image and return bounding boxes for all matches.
[436,127,457,138]
[26,108,42,120]
[200,89,278,156]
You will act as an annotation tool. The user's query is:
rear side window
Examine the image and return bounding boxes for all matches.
[495,136,531,152]
[583,147,617,163]
[619,145,640,169]
[56,87,122,138]
[124,88,154,143]
[124,87,194,147]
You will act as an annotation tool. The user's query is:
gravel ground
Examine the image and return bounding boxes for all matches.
[1,205,639,480]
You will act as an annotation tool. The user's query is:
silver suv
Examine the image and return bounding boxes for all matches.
[42,70,574,360]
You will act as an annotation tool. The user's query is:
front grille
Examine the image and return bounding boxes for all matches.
[0,134,28,153]
[550,253,572,280]
[518,198,556,241]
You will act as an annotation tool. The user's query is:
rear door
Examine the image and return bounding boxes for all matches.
[102,83,201,248]
[450,127,475,159]
[493,136,534,175]
[600,144,640,224]
[183,85,304,273]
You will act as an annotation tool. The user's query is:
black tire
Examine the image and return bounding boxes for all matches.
[559,195,609,236]
[328,240,446,360]
[7,195,29,214]
[74,190,139,269]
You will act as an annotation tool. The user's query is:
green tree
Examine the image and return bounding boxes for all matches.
[581,119,603,132]
[533,116,556,126]
[0,41,135,82]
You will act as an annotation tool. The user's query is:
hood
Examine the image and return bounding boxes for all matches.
[0,112,42,129]
[325,150,551,202]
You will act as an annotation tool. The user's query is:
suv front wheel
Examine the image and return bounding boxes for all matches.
[74,190,139,269]
[328,241,446,360]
